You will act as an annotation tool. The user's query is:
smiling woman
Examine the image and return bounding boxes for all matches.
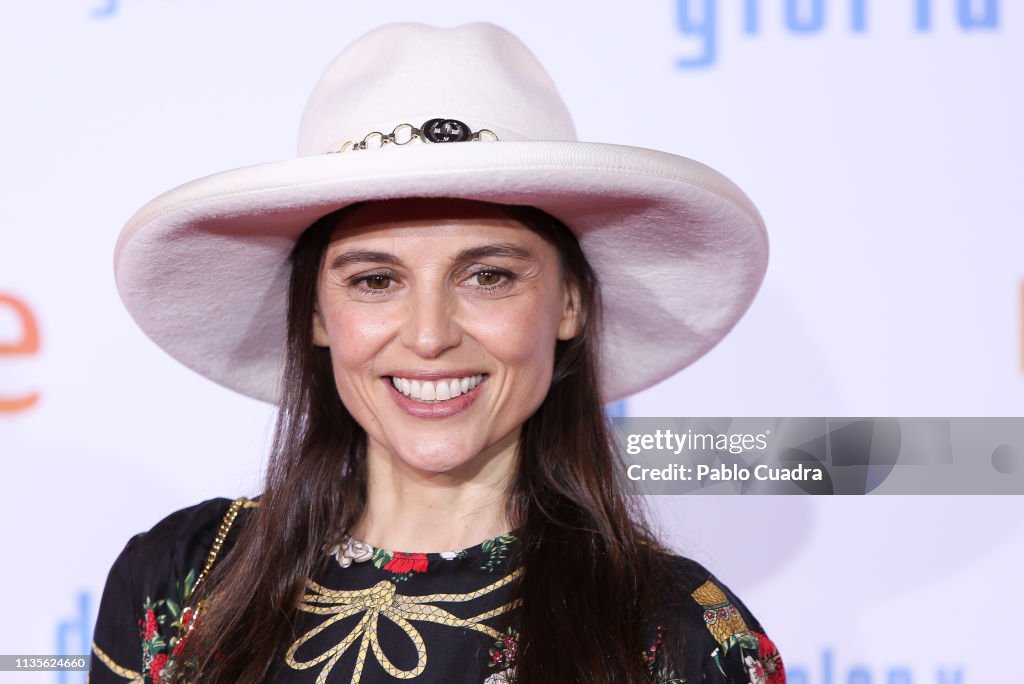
[90,21,779,684]
[311,200,577,472]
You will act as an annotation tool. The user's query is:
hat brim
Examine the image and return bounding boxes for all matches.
[114,140,767,404]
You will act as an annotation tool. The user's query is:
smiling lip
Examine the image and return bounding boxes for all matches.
[384,372,488,419]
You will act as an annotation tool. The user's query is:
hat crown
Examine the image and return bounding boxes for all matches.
[297,22,577,155]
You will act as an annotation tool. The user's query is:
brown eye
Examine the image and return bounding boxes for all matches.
[475,271,501,286]
[365,275,392,290]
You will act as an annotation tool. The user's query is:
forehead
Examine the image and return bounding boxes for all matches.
[325,198,551,253]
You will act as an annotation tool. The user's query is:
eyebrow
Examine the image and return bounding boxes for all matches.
[328,250,401,271]
[327,243,536,271]
[452,243,536,263]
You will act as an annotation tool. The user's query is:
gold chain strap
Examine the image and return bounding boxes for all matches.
[180,496,250,634]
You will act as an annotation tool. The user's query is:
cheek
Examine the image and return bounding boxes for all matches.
[324,307,394,367]
[322,315,390,431]
[320,312,395,422]
[469,298,561,375]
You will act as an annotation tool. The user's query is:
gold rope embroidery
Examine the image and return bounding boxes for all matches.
[287,568,523,683]
[691,579,751,646]
[90,642,143,683]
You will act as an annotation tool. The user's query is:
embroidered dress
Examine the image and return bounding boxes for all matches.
[89,497,785,684]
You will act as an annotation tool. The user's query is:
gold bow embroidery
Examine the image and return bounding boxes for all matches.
[286,569,522,683]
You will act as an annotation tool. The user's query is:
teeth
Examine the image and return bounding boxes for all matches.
[391,374,484,402]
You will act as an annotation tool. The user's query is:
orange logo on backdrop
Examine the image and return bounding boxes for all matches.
[0,293,40,412]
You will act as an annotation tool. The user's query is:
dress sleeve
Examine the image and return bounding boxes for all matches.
[89,536,146,683]
[647,557,786,684]
[88,497,242,684]
[686,576,785,683]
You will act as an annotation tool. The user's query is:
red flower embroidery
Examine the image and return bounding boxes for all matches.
[489,627,519,669]
[144,609,159,639]
[754,631,786,684]
[384,552,428,574]
[641,624,666,673]
[150,653,168,683]
[502,635,518,660]
[749,657,765,680]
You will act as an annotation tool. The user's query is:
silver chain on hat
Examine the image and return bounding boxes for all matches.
[327,118,499,153]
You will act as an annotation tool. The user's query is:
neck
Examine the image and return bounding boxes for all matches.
[350,432,519,553]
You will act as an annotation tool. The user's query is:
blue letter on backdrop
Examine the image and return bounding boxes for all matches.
[786,668,809,684]
[958,0,999,28]
[56,591,91,684]
[851,0,868,32]
[915,0,933,31]
[91,0,118,18]
[744,0,762,34]
[677,0,717,68]
[937,669,963,684]
[886,668,912,684]
[786,0,826,32]
[848,667,872,684]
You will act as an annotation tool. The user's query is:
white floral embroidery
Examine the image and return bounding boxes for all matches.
[440,550,460,560]
[744,654,766,684]
[325,536,375,568]
[482,668,515,683]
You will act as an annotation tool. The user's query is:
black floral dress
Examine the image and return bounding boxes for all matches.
[89,497,785,684]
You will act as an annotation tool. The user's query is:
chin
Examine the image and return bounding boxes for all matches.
[393,438,482,474]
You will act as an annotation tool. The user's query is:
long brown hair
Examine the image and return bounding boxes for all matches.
[172,199,682,683]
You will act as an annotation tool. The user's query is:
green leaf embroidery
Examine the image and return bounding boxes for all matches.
[710,646,726,676]
[480,534,515,572]
[181,569,197,601]
[371,548,393,569]
[721,631,758,655]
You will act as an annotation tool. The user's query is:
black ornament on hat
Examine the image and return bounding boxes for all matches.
[421,118,471,143]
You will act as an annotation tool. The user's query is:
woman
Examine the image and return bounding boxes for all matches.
[91,22,781,684]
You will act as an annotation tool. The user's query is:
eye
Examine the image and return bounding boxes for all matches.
[473,271,502,287]
[363,274,392,290]
[463,269,515,292]
[347,272,398,296]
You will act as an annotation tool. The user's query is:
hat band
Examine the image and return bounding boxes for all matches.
[326,118,499,153]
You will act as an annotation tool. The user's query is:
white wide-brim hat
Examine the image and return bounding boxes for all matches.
[114,22,768,404]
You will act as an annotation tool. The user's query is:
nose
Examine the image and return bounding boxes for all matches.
[399,285,462,358]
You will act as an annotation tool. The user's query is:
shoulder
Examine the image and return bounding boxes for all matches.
[659,554,764,628]
[648,553,786,683]
[117,496,250,584]
[90,496,257,683]
[136,496,239,548]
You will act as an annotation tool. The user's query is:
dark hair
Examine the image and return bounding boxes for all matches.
[172,199,680,683]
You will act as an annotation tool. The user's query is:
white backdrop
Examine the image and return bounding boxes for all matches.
[1,1,1021,682]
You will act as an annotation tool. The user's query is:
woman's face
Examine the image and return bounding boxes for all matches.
[313,199,580,477]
